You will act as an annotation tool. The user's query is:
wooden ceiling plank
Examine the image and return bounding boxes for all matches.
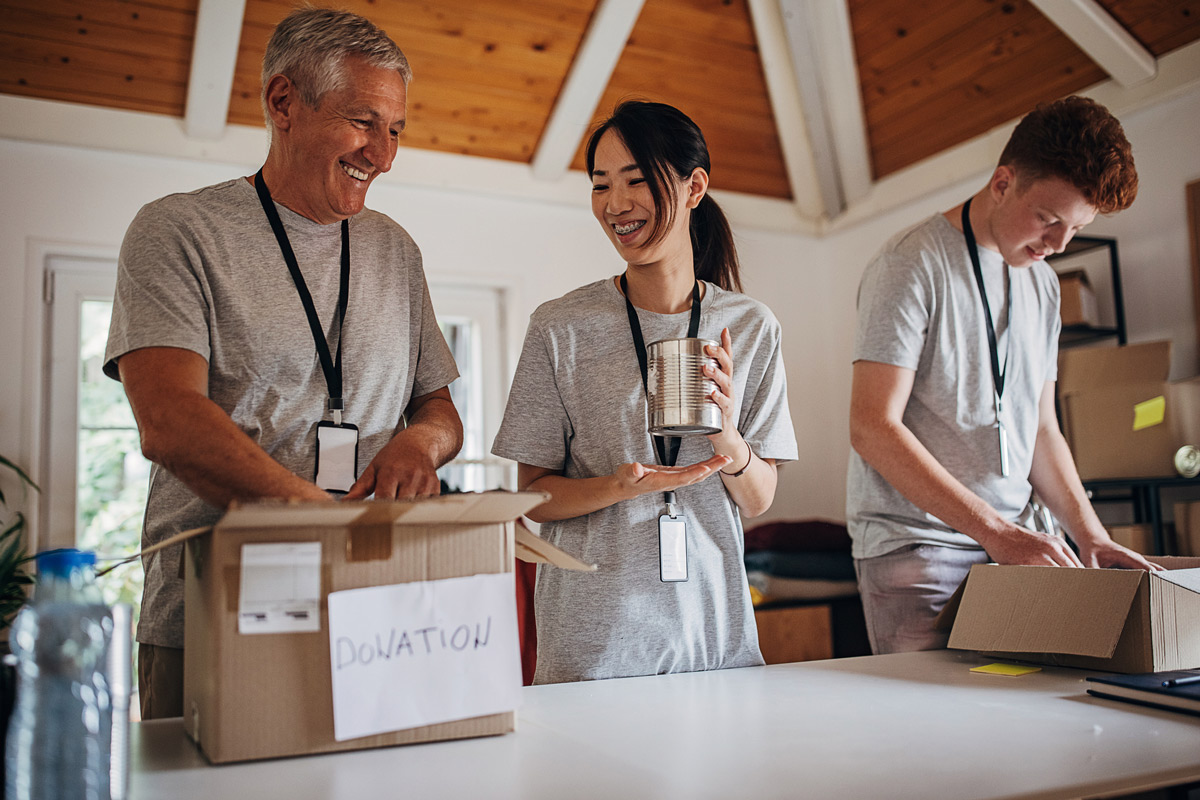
[1029,0,1157,85]
[1103,1,1200,55]
[532,0,644,179]
[3,5,194,65]
[3,0,198,38]
[185,0,245,139]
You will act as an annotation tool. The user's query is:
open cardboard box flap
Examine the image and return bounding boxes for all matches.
[141,491,596,578]
[1057,340,1170,394]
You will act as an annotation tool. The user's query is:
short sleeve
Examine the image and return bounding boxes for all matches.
[853,249,934,371]
[738,317,798,463]
[104,203,213,380]
[491,319,573,470]
[410,273,460,397]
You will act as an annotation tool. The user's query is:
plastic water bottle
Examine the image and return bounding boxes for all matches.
[6,549,114,800]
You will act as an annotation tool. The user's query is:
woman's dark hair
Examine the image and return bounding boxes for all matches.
[585,101,742,292]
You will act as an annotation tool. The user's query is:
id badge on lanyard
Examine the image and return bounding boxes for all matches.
[621,274,701,583]
[254,168,360,491]
[315,421,359,493]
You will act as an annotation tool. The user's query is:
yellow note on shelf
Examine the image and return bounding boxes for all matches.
[1132,395,1166,431]
[970,663,1042,677]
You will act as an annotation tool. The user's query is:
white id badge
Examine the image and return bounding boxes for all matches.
[659,515,688,582]
[315,421,359,493]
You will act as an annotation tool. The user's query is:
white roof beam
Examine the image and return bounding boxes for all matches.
[184,0,247,140]
[776,0,874,213]
[747,0,824,221]
[1029,0,1156,87]
[531,0,644,181]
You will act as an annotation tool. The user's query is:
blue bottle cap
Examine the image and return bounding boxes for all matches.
[35,548,96,577]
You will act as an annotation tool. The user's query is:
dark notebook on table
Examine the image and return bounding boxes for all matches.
[1086,671,1200,718]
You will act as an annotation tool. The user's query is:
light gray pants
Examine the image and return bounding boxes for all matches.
[854,544,990,655]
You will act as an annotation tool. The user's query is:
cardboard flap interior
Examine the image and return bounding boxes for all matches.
[514,525,596,572]
[1152,567,1200,595]
[933,574,969,631]
[947,564,1144,658]
[1057,340,1170,395]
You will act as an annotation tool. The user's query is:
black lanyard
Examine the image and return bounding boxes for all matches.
[253,169,350,419]
[620,273,701,471]
[961,198,1010,409]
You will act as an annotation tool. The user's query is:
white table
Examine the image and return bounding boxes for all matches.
[131,650,1200,800]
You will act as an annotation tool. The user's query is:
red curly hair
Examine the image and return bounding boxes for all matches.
[999,96,1138,214]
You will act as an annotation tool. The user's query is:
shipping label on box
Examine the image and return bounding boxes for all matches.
[328,572,522,741]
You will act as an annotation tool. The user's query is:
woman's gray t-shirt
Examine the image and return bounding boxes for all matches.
[492,278,798,684]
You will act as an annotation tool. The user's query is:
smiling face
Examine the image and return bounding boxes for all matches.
[983,166,1098,268]
[589,129,701,268]
[267,55,407,224]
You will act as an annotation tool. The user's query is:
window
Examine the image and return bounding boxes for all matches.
[43,256,149,660]
[429,283,513,492]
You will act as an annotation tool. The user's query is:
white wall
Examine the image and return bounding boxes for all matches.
[2,85,1198,532]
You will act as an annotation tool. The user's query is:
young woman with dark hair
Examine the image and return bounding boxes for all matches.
[492,101,798,684]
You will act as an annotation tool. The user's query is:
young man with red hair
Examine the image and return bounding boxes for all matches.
[847,96,1156,655]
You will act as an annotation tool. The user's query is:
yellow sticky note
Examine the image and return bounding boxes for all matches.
[970,663,1042,677]
[1132,395,1166,431]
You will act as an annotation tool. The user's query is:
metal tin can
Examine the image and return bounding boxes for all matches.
[646,337,723,436]
[1175,445,1200,479]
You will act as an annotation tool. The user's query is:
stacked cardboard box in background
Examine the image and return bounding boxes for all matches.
[1058,269,1100,327]
[1057,341,1200,480]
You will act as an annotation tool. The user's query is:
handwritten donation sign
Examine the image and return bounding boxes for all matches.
[326,572,522,741]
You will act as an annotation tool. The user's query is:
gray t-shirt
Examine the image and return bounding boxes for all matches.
[846,213,1061,560]
[492,278,798,684]
[105,177,459,648]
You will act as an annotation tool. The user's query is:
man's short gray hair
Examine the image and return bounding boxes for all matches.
[261,6,411,131]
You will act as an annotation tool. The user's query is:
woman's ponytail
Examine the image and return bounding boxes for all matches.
[690,194,741,293]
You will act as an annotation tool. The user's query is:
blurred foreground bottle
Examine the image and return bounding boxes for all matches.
[6,549,116,800]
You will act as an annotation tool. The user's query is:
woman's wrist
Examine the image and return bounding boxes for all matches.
[719,439,753,477]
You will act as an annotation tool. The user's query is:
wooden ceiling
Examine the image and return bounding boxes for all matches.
[2,0,1199,207]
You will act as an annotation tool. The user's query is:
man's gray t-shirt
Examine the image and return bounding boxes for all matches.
[846,214,1060,560]
[492,278,798,685]
[105,177,459,648]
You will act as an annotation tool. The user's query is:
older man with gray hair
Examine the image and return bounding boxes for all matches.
[105,7,463,719]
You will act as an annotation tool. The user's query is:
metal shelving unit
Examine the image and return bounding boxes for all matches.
[1047,234,1127,347]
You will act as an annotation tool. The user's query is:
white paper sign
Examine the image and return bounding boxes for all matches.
[238,542,322,634]
[327,572,522,741]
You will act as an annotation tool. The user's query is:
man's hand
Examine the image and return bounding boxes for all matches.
[1076,538,1163,571]
[979,524,1084,567]
[343,437,441,500]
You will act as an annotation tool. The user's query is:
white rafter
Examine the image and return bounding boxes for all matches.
[530,0,645,181]
[746,0,824,221]
[184,0,247,140]
[774,0,873,217]
[1029,0,1156,87]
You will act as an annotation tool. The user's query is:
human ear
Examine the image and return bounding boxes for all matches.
[990,164,1016,203]
[685,167,710,209]
[264,74,296,132]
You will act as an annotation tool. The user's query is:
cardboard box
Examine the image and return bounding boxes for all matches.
[936,558,1200,673]
[754,604,833,664]
[1107,524,1155,555]
[1057,341,1200,480]
[1057,269,1099,327]
[179,492,591,764]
